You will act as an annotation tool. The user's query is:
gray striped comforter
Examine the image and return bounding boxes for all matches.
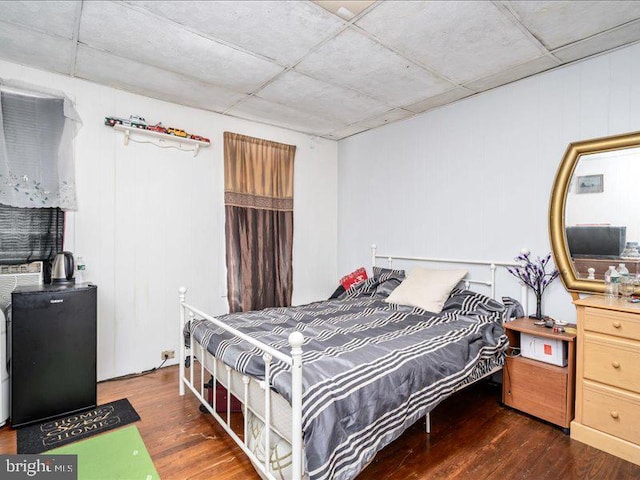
[188,285,509,480]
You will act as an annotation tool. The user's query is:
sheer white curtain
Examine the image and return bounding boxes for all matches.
[0,79,82,210]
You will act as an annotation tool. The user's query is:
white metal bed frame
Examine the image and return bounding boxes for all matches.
[178,245,526,480]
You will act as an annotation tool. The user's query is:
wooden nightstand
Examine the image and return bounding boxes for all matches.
[502,317,577,431]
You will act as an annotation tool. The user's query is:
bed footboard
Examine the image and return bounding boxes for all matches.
[178,287,304,480]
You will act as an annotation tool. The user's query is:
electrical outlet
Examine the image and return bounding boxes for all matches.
[161,350,175,360]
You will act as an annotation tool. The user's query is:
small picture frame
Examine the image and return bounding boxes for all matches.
[576,174,603,194]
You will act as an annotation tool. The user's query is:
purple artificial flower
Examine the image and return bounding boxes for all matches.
[507,251,559,298]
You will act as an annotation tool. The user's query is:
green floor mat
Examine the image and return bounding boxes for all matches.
[47,425,159,480]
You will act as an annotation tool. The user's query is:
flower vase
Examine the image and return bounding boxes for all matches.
[532,294,543,319]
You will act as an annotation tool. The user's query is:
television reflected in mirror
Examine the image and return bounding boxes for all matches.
[566,226,626,257]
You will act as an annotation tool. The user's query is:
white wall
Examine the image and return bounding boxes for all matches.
[337,43,640,324]
[0,59,338,380]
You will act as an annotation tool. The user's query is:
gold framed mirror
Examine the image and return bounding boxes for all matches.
[549,130,640,294]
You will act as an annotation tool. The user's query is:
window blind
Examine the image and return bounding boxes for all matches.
[0,203,64,265]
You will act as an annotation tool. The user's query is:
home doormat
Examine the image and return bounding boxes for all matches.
[17,398,140,454]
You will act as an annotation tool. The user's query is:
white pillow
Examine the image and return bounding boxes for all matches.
[385,266,467,313]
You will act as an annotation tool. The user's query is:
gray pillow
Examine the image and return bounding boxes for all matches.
[372,266,405,297]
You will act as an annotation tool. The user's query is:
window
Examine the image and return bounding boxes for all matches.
[0,81,81,265]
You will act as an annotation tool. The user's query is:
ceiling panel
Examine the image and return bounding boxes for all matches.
[295,28,455,106]
[356,1,545,85]
[0,1,81,40]
[1,1,640,140]
[508,1,640,50]
[79,1,284,94]
[552,19,640,63]
[325,123,371,140]
[227,96,343,136]
[465,55,560,92]
[75,45,247,113]
[314,1,376,20]
[358,108,414,129]
[133,0,345,66]
[0,21,75,75]
[405,87,475,114]
[257,71,390,125]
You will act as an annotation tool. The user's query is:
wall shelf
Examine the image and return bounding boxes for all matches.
[112,124,210,157]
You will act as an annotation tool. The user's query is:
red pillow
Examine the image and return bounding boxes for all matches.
[340,267,368,290]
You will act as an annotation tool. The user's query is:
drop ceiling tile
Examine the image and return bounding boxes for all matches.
[257,71,389,125]
[0,21,75,75]
[325,124,371,140]
[314,1,376,20]
[0,1,80,39]
[295,28,455,105]
[79,1,284,94]
[75,45,247,113]
[552,19,640,63]
[508,1,640,50]
[133,0,345,65]
[227,96,343,136]
[465,55,560,92]
[359,108,414,129]
[404,87,475,114]
[355,1,544,84]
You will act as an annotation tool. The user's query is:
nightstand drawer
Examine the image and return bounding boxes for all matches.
[503,356,567,426]
[583,381,640,445]
[584,333,640,394]
[584,307,640,341]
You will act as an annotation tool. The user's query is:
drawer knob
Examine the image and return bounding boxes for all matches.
[610,411,619,419]
[612,361,621,369]
[613,321,621,328]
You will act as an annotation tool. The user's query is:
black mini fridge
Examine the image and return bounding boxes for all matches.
[9,283,97,427]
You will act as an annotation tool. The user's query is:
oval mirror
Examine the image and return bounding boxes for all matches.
[550,131,640,294]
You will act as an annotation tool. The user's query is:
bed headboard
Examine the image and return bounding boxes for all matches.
[370,244,529,313]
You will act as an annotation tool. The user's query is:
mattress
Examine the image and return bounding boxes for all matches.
[200,353,293,441]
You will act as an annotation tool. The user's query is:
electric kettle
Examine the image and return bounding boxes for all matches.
[51,251,75,284]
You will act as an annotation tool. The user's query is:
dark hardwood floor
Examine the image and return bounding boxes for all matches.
[1,365,639,479]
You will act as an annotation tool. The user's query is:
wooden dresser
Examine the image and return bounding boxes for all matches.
[572,296,640,465]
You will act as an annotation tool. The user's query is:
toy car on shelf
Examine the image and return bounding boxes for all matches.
[105,115,147,129]
[167,127,188,138]
[189,134,210,143]
[104,116,125,127]
[146,123,168,134]
[106,116,211,146]
[125,115,147,128]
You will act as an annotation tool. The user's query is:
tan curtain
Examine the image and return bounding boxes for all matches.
[224,132,296,313]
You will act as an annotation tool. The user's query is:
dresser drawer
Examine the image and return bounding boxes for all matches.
[584,307,640,341]
[583,381,640,446]
[584,333,640,394]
